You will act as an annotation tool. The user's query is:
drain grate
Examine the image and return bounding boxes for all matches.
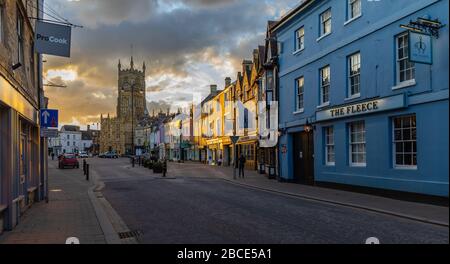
[118,230,142,239]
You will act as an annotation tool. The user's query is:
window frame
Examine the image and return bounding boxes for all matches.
[348,52,361,98]
[320,65,330,106]
[392,115,418,169]
[349,120,366,167]
[325,126,335,166]
[0,3,4,44]
[295,26,305,52]
[348,0,361,21]
[295,76,304,112]
[396,32,416,85]
[17,6,24,65]
[320,9,332,37]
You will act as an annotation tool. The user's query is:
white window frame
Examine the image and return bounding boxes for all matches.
[295,27,305,52]
[393,115,417,169]
[348,52,361,98]
[349,121,366,167]
[296,77,304,112]
[320,66,330,106]
[396,32,415,86]
[320,9,332,37]
[325,126,335,166]
[348,0,361,21]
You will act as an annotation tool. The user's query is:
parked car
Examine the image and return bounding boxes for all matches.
[98,152,106,158]
[79,152,89,158]
[58,154,80,169]
[105,152,119,159]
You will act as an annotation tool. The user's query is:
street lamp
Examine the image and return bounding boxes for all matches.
[304,120,313,133]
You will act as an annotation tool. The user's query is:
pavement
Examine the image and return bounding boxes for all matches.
[0,159,106,244]
[93,158,448,244]
[173,162,449,227]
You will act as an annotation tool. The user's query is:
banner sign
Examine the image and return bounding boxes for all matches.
[35,21,71,57]
[409,31,432,64]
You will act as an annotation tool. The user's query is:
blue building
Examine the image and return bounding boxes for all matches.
[272,0,449,197]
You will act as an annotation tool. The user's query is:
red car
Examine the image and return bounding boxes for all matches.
[58,154,80,169]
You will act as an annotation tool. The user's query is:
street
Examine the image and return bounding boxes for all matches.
[88,158,448,244]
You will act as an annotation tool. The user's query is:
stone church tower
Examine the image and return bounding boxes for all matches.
[117,57,147,120]
[99,57,149,155]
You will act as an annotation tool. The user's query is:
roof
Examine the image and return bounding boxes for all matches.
[61,125,80,132]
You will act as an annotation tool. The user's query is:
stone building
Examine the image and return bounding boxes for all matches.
[99,57,148,155]
[0,0,46,233]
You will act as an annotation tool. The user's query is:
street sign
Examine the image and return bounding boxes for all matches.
[41,128,58,138]
[40,109,58,128]
[230,136,240,144]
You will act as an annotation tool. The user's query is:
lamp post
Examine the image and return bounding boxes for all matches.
[131,84,135,156]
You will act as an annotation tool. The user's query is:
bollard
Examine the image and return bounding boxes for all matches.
[83,159,87,175]
[86,164,90,181]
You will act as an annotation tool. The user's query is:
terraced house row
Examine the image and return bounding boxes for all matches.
[137,0,448,198]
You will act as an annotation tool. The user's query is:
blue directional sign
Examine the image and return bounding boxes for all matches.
[40,109,58,128]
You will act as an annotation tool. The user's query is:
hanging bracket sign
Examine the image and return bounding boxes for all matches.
[35,21,72,57]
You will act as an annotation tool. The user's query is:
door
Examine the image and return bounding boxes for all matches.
[293,131,314,185]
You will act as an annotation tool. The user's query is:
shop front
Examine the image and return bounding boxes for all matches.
[236,136,258,171]
[1,75,42,231]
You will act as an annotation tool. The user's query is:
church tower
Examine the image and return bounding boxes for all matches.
[117,57,147,120]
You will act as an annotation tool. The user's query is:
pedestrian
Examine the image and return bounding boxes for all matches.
[51,152,55,161]
[238,154,246,178]
[208,156,212,165]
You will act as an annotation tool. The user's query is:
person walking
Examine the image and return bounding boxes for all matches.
[238,154,246,179]
[51,152,55,161]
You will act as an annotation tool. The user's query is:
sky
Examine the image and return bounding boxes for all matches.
[43,0,299,129]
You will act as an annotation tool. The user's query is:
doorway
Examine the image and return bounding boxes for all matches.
[293,131,314,185]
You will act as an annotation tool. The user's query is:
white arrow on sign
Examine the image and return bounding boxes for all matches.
[42,111,50,124]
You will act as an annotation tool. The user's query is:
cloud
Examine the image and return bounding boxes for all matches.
[44,0,299,126]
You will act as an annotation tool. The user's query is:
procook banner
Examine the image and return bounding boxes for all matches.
[35,21,71,57]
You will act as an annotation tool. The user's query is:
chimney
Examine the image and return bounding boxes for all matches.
[210,84,217,94]
[225,77,231,88]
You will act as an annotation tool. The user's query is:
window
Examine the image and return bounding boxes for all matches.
[17,7,24,64]
[396,33,415,84]
[349,121,366,166]
[320,9,332,37]
[348,52,361,97]
[296,77,304,111]
[295,27,305,51]
[73,142,76,146]
[320,66,330,105]
[67,135,70,140]
[0,4,4,44]
[67,141,70,147]
[348,0,361,20]
[325,127,335,165]
[73,135,76,140]
[393,115,417,168]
